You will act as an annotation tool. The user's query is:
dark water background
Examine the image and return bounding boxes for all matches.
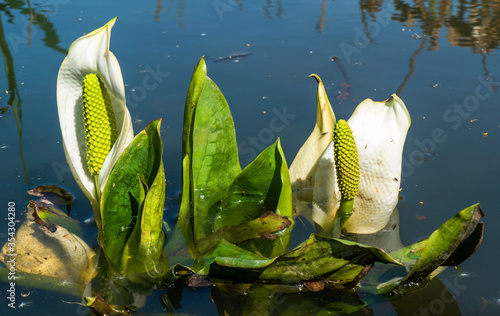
[0,0,499,315]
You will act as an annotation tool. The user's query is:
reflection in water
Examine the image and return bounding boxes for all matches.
[389,0,500,52]
[396,35,428,95]
[156,0,162,22]
[354,0,500,93]
[360,0,384,42]
[0,12,29,184]
[166,0,185,28]
[264,0,283,19]
[0,1,67,184]
[316,0,328,33]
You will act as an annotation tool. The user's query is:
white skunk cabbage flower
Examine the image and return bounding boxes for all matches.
[56,17,134,227]
[292,86,410,235]
[343,94,410,233]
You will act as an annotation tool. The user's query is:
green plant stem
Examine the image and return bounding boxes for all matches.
[321,198,354,237]
[338,198,354,228]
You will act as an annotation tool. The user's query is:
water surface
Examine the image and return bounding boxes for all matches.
[1,1,499,315]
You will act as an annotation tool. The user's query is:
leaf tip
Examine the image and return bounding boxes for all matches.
[308,74,321,83]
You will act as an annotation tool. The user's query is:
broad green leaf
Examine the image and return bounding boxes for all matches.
[191,75,241,240]
[181,57,241,243]
[121,163,167,275]
[197,212,292,254]
[196,239,275,276]
[379,203,484,294]
[256,234,400,286]
[100,119,166,272]
[214,139,294,257]
[178,58,207,256]
[180,58,293,259]
[205,234,400,288]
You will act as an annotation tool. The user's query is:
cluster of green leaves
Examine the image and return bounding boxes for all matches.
[177,57,294,261]
[99,119,167,276]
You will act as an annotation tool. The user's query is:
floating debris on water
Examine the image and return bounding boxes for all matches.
[84,216,95,225]
[18,301,32,308]
[213,53,253,63]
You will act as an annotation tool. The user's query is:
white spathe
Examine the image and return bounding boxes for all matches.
[56,17,134,221]
[343,94,411,233]
[301,94,411,234]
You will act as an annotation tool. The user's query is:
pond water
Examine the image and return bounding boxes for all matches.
[0,0,499,315]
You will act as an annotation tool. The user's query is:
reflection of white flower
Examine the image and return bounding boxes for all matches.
[292,93,411,234]
[56,17,134,227]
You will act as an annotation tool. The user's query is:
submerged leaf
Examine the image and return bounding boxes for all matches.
[211,283,369,316]
[85,294,132,316]
[0,207,95,286]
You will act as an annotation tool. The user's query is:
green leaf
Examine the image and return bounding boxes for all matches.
[256,234,400,286]
[179,58,293,259]
[204,234,400,289]
[214,139,294,257]
[28,200,83,238]
[196,212,292,255]
[180,57,241,244]
[100,119,166,273]
[379,203,484,294]
[196,239,275,276]
[178,155,194,255]
[182,57,206,160]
